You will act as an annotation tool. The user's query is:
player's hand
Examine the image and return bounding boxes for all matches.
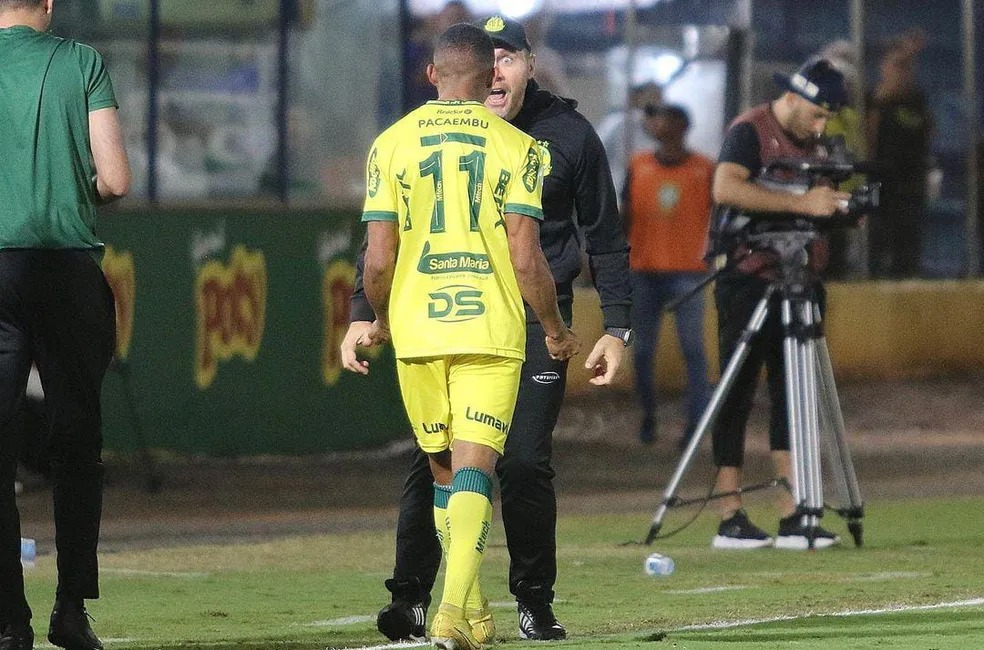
[799,186,852,218]
[364,319,391,347]
[584,334,625,386]
[341,321,373,375]
[545,327,580,361]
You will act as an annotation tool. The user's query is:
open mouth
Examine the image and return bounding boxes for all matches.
[487,88,507,106]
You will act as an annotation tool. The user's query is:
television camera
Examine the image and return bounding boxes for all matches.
[709,137,881,263]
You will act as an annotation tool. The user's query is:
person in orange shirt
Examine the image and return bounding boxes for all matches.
[623,104,713,447]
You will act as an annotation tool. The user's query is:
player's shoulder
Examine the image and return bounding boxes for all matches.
[486,111,539,156]
[52,37,103,63]
[372,112,418,152]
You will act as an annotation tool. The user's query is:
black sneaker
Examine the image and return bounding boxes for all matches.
[775,514,841,550]
[376,578,429,641]
[516,583,566,641]
[712,509,774,549]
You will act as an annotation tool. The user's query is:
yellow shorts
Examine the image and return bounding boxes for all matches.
[396,354,522,455]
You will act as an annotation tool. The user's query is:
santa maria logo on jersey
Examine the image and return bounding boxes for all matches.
[367,148,381,197]
[659,183,681,212]
[536,140,553,178]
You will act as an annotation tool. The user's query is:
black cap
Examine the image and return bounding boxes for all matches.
[643,103,690,128]
[773,57,848,111]
[475,15,531,52]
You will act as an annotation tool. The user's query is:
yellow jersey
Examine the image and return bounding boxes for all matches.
[362,100,544,360]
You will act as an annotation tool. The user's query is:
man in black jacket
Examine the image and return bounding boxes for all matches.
[341,16,632,643]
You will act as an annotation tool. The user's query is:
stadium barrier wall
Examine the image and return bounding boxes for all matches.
[99,207,407,455]
[566,280,984,396]
[98,206,984,454]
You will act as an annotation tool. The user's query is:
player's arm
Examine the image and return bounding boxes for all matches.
[713,123,848,218]
[505,213,578,360]
[363,221,398,343]
[89,107,131,203]
[341,238,376,375]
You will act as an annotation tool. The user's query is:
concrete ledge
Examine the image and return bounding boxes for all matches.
[567,280,984,397]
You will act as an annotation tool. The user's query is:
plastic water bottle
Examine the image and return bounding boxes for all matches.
[20,538,36,569]
[644,552,674,576]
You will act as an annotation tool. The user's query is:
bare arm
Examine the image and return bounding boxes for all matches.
[505,213,579,360]
[363,221,398,330]
[713,162,850,218]
[89,107,131,202]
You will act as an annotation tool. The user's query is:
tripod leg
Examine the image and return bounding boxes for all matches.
[782,298,825,549]
[800,302,825,537]
[813,306,864,547]
[644,286,776,545]
[781,299,807,519]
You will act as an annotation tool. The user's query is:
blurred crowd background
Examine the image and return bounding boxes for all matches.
[54,0,981,278]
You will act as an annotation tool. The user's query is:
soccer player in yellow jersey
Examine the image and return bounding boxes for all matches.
[360,23,579,650]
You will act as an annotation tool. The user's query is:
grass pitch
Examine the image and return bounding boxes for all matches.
[23,496,984,648]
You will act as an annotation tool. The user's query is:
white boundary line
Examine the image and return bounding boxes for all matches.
[329,642,426,650]
[676,597,984,631]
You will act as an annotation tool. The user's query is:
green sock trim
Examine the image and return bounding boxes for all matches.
[451,467,493,501]
[433,483,452,509]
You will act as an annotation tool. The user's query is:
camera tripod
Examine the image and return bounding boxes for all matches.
[644,229,864,549]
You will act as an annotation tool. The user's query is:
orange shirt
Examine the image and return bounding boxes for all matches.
[626,151,713,273]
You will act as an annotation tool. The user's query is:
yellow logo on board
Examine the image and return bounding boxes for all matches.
[484,16,505,32]
[102,246,135,360]
[194,246,267,389]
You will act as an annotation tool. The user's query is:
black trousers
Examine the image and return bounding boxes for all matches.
[710,273,825,468]
[868,179,924,278]
[0,250,115,625]
[391,321,568,601]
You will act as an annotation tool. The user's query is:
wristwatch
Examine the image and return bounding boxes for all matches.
[605,327,634,347]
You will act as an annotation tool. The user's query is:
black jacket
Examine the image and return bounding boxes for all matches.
[351,80,631,330]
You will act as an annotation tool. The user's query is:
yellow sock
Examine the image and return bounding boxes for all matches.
[434,482,452,556]
[434,483,485,611]
[441,467,493,608]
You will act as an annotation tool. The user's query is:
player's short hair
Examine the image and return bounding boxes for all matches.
[434,22,495,69]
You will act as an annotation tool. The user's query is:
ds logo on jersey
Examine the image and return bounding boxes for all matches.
[428,285,485,322]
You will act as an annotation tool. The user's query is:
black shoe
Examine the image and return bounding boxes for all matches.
[711,509,774,549]
[516,583,566,641]
[0,622,34,650]
[775,514,841,550]
[47,600,103,650]
[375,578,429,641]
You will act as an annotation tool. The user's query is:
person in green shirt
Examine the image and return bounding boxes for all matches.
[0,1,130,649]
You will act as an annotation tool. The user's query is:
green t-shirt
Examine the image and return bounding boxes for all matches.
[0,26,118,249]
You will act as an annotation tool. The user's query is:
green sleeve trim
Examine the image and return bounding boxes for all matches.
[504,203,544,221]
[88,98,118,111]
[362,211,398,222]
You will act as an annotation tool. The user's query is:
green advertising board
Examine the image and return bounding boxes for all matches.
[99,207,408,456]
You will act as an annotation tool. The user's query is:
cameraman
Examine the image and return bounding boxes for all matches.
[709,58,851,550]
